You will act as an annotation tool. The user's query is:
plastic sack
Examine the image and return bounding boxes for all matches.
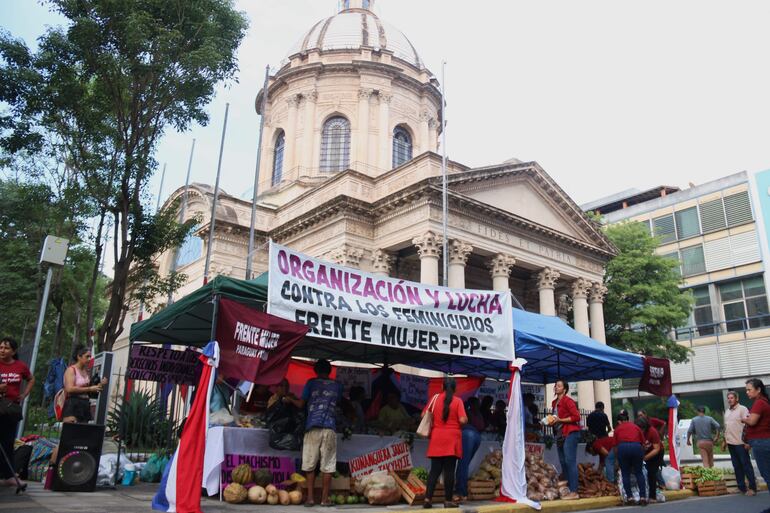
[210,408,235,426]
[617,466,648,503]
[98,453,134,487]
[140,454,168,483]
[660,466,681,491]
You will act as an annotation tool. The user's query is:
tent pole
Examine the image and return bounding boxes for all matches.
[210,294,221,342]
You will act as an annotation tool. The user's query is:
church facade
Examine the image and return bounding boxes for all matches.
[119,0,618,411]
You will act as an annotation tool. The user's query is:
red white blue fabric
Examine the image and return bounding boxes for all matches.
[667,394,680,471]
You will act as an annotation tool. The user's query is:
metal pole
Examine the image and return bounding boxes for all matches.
[441,61,448,287]
[155,163,167,213]
[18,266,54,436]
[167,139,196,305]
[246,66,271,280]
[204,103,230,285]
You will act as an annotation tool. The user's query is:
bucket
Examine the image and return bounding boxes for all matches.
[122,464,136,486]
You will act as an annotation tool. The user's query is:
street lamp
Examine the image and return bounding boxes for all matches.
[18,236,69,436]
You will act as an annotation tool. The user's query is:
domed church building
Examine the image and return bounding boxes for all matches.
[142,0,617,409]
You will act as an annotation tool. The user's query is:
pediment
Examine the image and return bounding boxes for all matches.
[451,168,609,249]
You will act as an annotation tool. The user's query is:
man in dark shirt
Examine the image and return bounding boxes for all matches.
[586,401,611,438]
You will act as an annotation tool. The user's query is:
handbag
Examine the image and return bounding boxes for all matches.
[416,394,439,438]
[0,398,23,422]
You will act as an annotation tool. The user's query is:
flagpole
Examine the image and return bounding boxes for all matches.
[204,103,230,285]
[441,61,448,287]
[167,138,196,305]
[246,66,271,280]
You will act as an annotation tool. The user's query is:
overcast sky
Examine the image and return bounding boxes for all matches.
[3,0,770,207]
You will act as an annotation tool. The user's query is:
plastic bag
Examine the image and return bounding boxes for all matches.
[210,408,235,426]
[98,453,134,487]
[660,466,681,491]
[617,466,648,503]
[140,454,167,483]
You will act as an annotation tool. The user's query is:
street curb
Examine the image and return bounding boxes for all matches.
[389,490,695,513]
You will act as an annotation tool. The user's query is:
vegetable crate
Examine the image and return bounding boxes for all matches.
[680,473,697,491]
[697,480,728,497]
[721,472,740,494]
[468,480,496,501]
[390,471,426,505]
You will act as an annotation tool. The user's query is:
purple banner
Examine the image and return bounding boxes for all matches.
[127,345,201,385]
[220,454,297,491]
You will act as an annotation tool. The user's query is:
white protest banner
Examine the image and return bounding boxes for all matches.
[348,441,413,478]
[400,374,430,408]
[336,366,372,396]
[268,242,514,361]
[521,383,545,411]
[476,379,509,403]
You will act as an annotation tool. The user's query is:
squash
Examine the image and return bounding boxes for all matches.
[223,482,247,504]
[248,485,267,504]
[288,490,303,505]
[254,468,273,487]
[267,493,279,505]
[278,490,290,505]
[231,463,253,485]
[266,484,278,496]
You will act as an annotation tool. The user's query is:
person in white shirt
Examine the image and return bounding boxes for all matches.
[722,390,757,496]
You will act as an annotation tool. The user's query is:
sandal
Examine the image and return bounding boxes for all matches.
[423,499,433,509]
[304,502,315,508]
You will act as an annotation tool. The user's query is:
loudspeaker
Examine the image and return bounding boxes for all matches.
[52,423,105,492]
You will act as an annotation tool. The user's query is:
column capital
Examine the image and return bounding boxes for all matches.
[487,254,516,278]
[571,277,592,300]
[302,89,318,103]
[412,231,442,259]
[286,94,301,108]
[327,244,364,268]
[537,267,561,291]
[378,92,393,104]
[358,88,374,100]
[371,249,394,275]
[589,282,608,304]
[448,240,473,266]
[427,117,439,130]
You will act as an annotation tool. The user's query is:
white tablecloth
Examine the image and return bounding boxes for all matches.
[202,428,597,496]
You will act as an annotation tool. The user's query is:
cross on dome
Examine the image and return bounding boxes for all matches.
[339,0,375,12]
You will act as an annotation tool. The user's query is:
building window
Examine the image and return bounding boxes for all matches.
[691,286,715,336]
[724,191,753,226]
[699,198,727,233]
[719,276,770,332]
[653,214,676,244]
[176,226,202,268]
[392,126,412,168]
[661,251,681,276]
[320,116,351,172]
[675,206,700,239]
[680,245,706,276]
[272,130,285,186]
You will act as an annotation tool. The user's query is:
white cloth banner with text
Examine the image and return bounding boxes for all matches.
[268,242,514,361]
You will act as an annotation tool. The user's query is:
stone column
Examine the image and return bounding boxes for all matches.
[428,117,439,153]
[590,282,612,415]
[300,90,317,171]
[413,231,442,285]
[371,249,393,277]
[571,278,595,411]
[357,88,372,165]
[487,254,516,291]
[378,92,392,170]
[284,95,300,174]
[327,244,364,269]
[447,240,472,288]
[419,110,430,154]
[537,267,560,316]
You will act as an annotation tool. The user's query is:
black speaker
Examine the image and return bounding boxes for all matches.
[52,423,105,492]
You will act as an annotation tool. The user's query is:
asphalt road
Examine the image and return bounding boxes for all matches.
[579,493,770,513]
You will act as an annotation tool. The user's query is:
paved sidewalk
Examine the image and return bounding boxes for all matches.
[0,482,698,513]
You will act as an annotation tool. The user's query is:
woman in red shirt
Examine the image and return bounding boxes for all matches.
[614,410,647,505]
[0,336,35,487]
[550,379,580,500]
[741,378,770,491]
[637,416,663,503]
[587,435,616,482]
[422,377,467,509]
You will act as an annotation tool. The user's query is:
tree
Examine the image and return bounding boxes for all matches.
[1,0,248,350]
[603,222,693,363]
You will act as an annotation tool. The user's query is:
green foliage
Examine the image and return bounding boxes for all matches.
[603,222,693,363]
[0,0,248,350]
[108,390,179,451]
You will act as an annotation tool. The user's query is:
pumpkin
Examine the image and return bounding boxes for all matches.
[248,485,267,504]
[265,484,278,496]
[254,468,273,487]
[231,463,253,485]
[288,490,303,505]
[278,490,290,505]
[223,482,247,504]
[267,493,279,505]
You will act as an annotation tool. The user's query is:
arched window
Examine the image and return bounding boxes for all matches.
[392,126,413,168]
[272,130,285,186]
[176,224,203,268]
[320,116,351,172]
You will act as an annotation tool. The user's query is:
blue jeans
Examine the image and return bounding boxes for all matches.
[557,431,580,493]
[604,449,616,483]
[617,442,646,500]
[727,443,757,492]
[456,428,481,496]
[748,438,770,492]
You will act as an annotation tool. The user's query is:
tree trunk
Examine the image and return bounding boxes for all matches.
[52,308,64,358]
[85,207,107,351]
[99,207,132,351]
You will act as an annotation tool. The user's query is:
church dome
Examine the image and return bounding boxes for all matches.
[287,0,424,69]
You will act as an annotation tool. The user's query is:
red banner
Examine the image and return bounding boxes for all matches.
[638,356,672,397]
[216,297,308,384]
